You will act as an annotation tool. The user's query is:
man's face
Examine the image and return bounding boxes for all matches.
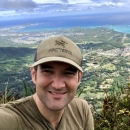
[31,61,82,112]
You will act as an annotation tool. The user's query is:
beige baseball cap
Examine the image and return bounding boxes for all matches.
[32,35,83,72]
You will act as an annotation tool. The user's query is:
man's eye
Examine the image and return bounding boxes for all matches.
[42,70,52,73]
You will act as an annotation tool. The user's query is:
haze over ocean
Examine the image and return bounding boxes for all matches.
[0,14,130,34]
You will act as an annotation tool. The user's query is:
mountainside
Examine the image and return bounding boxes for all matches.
[0,47,36,91]
[0,47,36,58]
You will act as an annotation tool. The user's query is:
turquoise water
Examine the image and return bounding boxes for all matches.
[17,24,130,34]
[1,15,130,34]
[106,25,130,34]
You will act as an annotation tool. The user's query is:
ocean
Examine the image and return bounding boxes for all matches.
[0,14,130,34]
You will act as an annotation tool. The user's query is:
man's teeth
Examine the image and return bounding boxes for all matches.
[49,91,64,94]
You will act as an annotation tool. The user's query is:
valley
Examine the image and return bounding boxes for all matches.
[0,27,130,109]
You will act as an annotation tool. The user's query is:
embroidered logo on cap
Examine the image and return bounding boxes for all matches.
[48,40,72,55]
[55,40,68,48]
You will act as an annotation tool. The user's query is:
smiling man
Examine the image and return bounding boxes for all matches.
[0,36,94,130]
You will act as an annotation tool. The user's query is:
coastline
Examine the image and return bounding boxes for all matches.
[0,21,130,34]
[10,24,130,34]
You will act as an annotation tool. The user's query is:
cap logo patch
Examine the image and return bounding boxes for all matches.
[55,40,68,48]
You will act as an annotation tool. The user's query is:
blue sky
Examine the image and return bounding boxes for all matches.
[0,0,130,19]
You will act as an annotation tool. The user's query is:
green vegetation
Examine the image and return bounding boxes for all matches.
[93,83,130,130]
[77,82,130,129]
[0,47,35,91]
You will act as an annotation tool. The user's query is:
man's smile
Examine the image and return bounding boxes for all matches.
[48,91,67,95]
[48,91,67,99]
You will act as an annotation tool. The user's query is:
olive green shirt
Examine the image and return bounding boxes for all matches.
[0,96,94,130]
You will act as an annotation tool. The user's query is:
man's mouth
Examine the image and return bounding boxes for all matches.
[48,91,66,95]
[48,91,67,99]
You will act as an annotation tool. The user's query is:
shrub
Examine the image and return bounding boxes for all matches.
[94,83,130,130]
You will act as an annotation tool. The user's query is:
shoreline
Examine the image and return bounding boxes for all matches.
[0,24,130,34]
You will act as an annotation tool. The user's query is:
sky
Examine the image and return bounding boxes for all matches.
[0,0,130,19]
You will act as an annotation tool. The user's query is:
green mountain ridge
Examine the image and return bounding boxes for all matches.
[0,47,36,58]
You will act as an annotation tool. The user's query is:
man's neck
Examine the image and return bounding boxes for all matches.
[33,94,64,129]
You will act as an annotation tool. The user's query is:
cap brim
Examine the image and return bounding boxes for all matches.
[32,57,83,72]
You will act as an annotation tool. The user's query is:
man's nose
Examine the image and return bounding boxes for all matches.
[51,74,65,89]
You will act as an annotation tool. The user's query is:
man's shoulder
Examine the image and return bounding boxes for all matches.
[0,96,33,130]
[0,96,34,121]
[63,97,93,128]
[0,95,33,110]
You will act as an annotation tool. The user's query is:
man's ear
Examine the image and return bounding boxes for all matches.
[30,67,36,84]
[78,71,82,84]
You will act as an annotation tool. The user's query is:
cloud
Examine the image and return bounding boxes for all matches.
[91,0,130,4]
[60,0,69,3]
[0,0,130,19]
[0,0,37,11]
[112,0,130,2]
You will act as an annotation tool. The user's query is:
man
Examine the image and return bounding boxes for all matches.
[0,36,94,130]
